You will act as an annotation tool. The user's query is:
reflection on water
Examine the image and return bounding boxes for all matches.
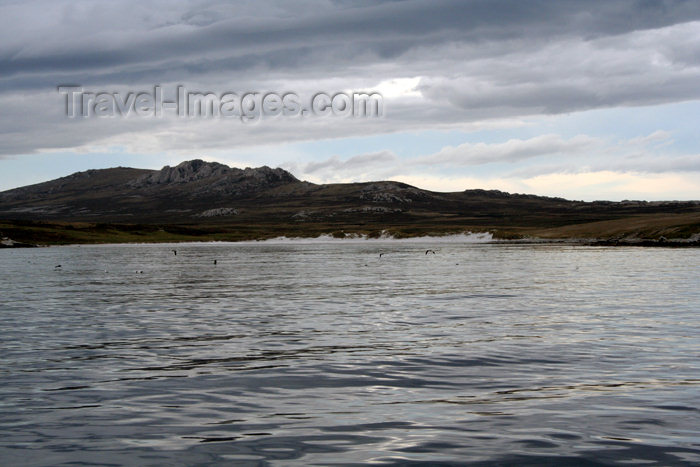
[1,243,699,465]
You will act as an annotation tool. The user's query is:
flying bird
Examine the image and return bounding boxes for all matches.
[426,249,436,255]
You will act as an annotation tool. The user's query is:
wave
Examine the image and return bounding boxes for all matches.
[252,231,493,244]
[52,231,494,247]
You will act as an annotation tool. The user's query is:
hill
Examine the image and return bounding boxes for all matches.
[1,160,699,245]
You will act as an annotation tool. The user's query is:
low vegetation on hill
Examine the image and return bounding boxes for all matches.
[1,160,698,245]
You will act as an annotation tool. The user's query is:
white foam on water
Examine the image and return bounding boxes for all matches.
[51,231,494,247]
[251,231,493,244]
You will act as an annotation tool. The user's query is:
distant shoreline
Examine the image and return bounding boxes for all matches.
[2,230,699,248]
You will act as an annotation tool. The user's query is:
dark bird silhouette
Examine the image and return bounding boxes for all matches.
[213,259,217,265]
[379,252,385,258]
[172,249,177,256]
[425,249,436,255]
[54,265,61,269]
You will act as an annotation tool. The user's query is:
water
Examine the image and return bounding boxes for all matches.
[1,242,699,466]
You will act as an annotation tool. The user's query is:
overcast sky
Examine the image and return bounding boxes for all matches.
[1,0,700,200]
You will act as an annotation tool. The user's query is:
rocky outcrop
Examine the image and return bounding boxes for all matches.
[359,182,431,203]
[130,159,298,189]
[194,207,238,217]
[342,206,402,213]
[130,160,232,186]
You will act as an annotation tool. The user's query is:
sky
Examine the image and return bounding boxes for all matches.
[1,0,700,201]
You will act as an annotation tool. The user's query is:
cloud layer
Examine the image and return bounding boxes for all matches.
[2,1,700,155]
[1,0,699,199]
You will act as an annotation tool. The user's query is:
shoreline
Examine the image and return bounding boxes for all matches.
[3,232,699,248]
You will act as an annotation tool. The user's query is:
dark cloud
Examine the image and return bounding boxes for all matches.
[1,0,700,157]
[3,0,700,86]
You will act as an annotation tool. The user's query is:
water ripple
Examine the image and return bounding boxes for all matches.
[1,243,699,465]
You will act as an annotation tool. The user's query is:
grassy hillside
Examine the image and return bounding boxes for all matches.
[1,160,699,246]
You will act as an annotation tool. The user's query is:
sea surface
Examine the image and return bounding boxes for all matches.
[1,241,699,466]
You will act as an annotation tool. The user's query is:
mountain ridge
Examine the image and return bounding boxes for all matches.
[1,159,699,245]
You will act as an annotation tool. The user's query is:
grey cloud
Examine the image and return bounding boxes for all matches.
[506,153,700,178]
[3,1,700,87]
[627,130,673,146]
[603,154,700,174]
[2,0,700,157]
[303,151,399,174]
[414,135,598,166]
[295,132,700,185]
[418,21,700,116]
[276,151,402,183]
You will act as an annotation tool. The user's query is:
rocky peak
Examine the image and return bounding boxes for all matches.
[128,159,298,190]
[241,165,298,184]
[131,159,231,186]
